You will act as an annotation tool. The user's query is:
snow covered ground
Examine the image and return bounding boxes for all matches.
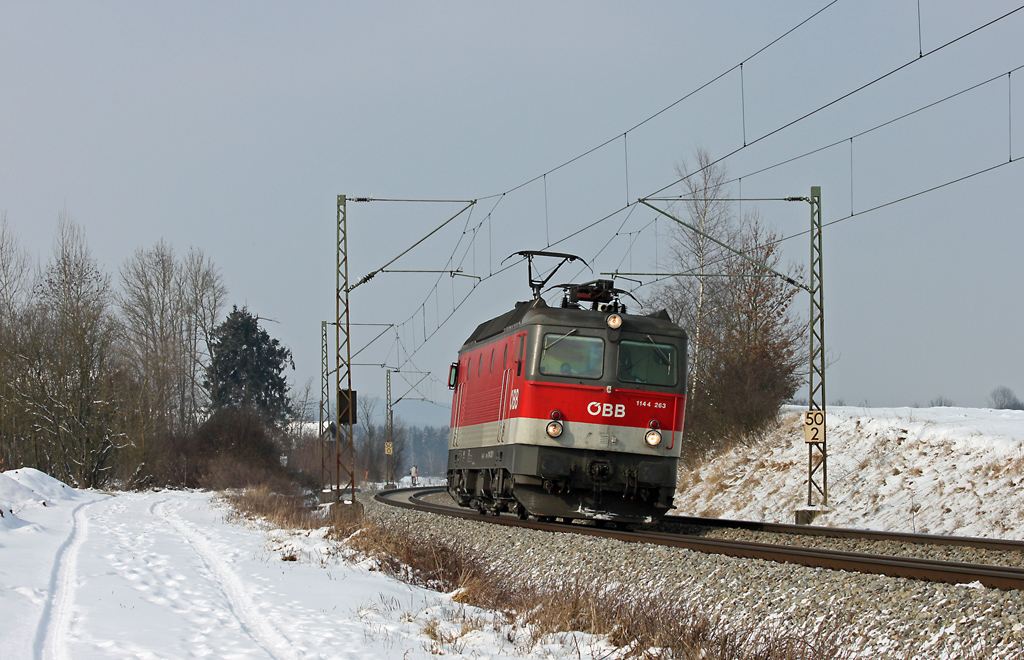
[5,406,1024,659]
[673,406,1024,538]
[1,469,612,660]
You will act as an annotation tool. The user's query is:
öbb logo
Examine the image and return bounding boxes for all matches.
[587,402,625,418]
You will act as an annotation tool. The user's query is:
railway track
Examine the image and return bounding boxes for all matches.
[376,486,1024,592]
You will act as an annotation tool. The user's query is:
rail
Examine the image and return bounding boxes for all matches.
[375,487,1024,592]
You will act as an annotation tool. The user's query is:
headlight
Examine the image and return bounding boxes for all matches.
[546,420,564,438]
[606,313,622,329]
[644,429,662,446]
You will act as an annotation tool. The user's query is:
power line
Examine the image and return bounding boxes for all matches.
[621,156,1022,293]
[713,63,1024,193]
[646,5,1024,198]
[353,5,1024,378]
[474,1,840,202]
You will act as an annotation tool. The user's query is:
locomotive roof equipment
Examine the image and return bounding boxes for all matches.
[504,250,590,299]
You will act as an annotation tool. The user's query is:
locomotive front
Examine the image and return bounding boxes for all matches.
[447,276,688,524]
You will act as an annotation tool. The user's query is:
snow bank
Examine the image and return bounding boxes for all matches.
[673,406,1024,539]
[1,468,86,531]
[1,472,44,507]
[5,467,81,502]
[0,473,40,530]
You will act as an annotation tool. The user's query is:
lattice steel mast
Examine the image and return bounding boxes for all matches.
[807,186,827,507]
[320,320,331,488]
[385,369,394,486]
[335,195,356,503]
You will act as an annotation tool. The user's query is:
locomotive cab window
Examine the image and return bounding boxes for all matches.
[539,333,604,379]
[618,339,677,386]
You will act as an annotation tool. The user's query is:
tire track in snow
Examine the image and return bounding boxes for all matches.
[154,498,300,660]
[34,499,95,660]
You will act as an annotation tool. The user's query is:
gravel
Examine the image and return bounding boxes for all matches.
[364,491,1024,659]
[652,521,1024,568]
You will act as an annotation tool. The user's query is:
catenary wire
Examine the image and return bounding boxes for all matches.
[358,6,1024,387]
[473,1,840,202]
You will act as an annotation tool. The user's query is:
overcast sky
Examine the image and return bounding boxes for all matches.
[2,2,1021,424]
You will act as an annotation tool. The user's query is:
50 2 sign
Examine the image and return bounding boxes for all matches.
[803,410,826,444]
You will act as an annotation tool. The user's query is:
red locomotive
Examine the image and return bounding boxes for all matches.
[447,252,688,523]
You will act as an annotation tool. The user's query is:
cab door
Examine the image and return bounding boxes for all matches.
[496,339,514,443]
[450,356,468,448]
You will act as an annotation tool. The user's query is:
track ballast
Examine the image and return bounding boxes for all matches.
[377,487,1024,592]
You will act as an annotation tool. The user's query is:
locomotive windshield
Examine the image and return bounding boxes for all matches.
[617,339,677,386]
[539,333,604,379]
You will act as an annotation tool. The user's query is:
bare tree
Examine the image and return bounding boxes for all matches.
[180,247,227,426]
[20,211,125,486]
[0,212,33,322]
[288,377,318,423]
[0,212,34,471]
[702,213,805,440]
[355,397,382,483]
[649,147,738,400]
[1,217,227,485]
[118,242,227,438]
[352,397,408,483]
[648,151,805,456]
[988,386,1024,410]
[118,240,185,437]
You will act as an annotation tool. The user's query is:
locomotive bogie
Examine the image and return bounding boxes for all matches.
[447,444,677,522]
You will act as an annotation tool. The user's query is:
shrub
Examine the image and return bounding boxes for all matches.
[147,406,291,490]
[989,386,1024,410]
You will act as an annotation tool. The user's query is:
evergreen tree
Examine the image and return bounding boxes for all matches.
[204,306,294,422]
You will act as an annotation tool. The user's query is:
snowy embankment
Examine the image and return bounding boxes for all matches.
[673,406,1024,538]
[1,468,613,660]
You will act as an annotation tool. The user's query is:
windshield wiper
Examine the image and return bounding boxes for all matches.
[645,334,672,371]
[545,328,577,349]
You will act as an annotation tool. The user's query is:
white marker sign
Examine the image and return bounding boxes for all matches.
[804,410,825,444]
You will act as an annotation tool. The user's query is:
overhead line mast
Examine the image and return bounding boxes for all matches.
[320,320,331,489]
[336,196,356,506]
[807,187,827,510]
[335,195,478,501]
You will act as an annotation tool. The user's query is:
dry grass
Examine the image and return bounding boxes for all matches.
[677,413,802,500]
[347,522,490,597]
[347,526,855,660]
[224,482,857,659]
[222,484,362,539]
